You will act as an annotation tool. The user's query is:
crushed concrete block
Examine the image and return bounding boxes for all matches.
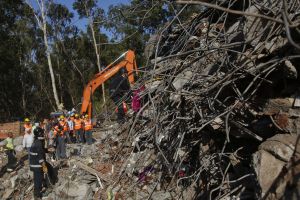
[14,145,23,152]
[55,181,93,200]
[284,60,297,79]
[10,175,18,188]
[253,134,300,198]
[151,191,172,200]
[2,188,14,200]
[172,70,193,91]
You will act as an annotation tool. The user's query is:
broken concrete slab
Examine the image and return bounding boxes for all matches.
[172,70,193,91]
[253,134,300,198]
[55,181,93,200]
[2,188,14,200]
[151,191,172,200]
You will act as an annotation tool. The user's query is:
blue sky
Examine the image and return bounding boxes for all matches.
[57,0,130,31]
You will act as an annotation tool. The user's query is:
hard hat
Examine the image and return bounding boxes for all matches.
[59,115,65,119]
[85,114,89,118]
[75,114,79,117]
[24,118,30,122]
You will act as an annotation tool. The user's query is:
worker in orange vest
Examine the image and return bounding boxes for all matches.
[74,114,83,143]
[83,114,93,145]
[59,115,71,144]
[24,118,32,134]
[53,122,66,159]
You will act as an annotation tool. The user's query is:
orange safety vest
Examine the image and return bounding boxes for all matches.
[74,119,82,130]
[115,102,128,113]
[59,121,69,132]
[84,119,92,131]
[53,125,63,136]
[24,124,32,130]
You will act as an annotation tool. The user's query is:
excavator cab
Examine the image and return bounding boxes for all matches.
[80,50,138,120]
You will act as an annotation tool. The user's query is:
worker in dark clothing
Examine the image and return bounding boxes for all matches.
[109,71,130,123]
[53,123,66,159]
[30,127,48,199]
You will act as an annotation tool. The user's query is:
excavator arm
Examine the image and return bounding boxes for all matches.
[81,50,138,117]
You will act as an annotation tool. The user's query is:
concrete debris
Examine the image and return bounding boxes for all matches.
[2,188,14,200]
[151,191,172,200]
[54,181,93,200]
[253,134,300,199]
[123,0,300,199]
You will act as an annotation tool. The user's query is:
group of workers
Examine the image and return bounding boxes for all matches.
[24,113,93,159]
[1,113,94,199]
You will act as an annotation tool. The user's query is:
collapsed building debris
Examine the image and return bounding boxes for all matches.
[1,0,300,199]
[108,0,300,199]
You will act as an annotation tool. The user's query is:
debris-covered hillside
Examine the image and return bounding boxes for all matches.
[1,0,300,199]
[108,0,300,199]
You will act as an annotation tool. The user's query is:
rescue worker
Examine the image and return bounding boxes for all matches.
[59,115,71,143]
[74,114,83,143]
[83,114,93,145]
[23,128,34,160]
[24,118,32,134]
[114,102,128,124]
[80,114,86,143]
[67,114,75,143]
[53,123,66,159]
[0,132,17,172]
[32,121,40,135]
[30,128,48,199]
[109,71,130,124]
[35,127,47,161]
[47,126,56,161]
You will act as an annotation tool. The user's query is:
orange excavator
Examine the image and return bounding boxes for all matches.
[81,50,138,118]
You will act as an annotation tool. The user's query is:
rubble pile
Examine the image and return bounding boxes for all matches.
[0,125,124,200]
[110,0,300,199]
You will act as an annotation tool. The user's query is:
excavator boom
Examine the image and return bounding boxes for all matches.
[81,50,138,117]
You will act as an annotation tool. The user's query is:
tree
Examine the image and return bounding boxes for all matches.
[105,0,173,64]
[26,0,61,110]
[73,0,107,112]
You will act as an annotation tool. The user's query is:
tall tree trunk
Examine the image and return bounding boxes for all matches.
[28,0,61,110]
[40,1,60,110]
[88,12,107,115]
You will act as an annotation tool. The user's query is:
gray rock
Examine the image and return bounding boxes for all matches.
[10,175,18,188]
[14,145,23,152]
[265,36,288,54]
[253,134,300,198]
[135,188,148,200]
[172,70,193,91]
[284,60,297,79]
[55,181,93,200]
[2,188,14,200]
[151,191,172,200]
[17,168,31,180]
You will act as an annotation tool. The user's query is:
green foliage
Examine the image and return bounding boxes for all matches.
[0,0,179,121]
